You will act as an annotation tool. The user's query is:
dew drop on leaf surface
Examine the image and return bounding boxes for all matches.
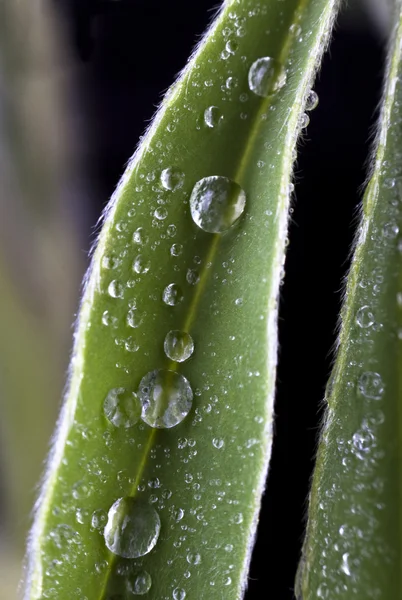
[164,330,194,362]
[189,176,246,233]
[103,388,141,428]
[138,369,193,428]
[127,570,152,595]
[204,106,222,128]
[162,283,184,306]
[104,497,161,558]
[160,167,185,191]
[248,56,286,97]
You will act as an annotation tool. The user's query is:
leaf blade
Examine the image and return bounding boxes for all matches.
[25,1,339,598]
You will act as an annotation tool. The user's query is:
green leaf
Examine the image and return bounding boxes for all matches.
[297,4,402,599]
[25,1,339,598]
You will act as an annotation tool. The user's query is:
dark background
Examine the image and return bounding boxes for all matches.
[59,1,384,597]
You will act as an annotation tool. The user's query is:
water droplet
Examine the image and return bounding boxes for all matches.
[104,497,160,558]
[102,254,120,269]
[133,255,150,274]
[91,509,107,531]
[356,305,375,328]
[341,552,351,576]
[170,243,183,257]
[104,388,141,428]
[161,167,185,191]
[186,269,200,285]
[204,106,222,128]
[163,283,183,306]
[127,571,152,595]
[212,438,225,449]
[383,222,399,239]
[248,57,286,97]
[154,207,168,220]
[189,176,246,233]
[186,552,201,565]
[102,310,118,327]
[173,588,186,600]
[164,330,194,362]
[133,227,148,245]
[299,113,310,129]
[127,308,143,329]
[305,90,319,111]
[358,372,384,400]
[138,369,193,429]
[108,280,124,299]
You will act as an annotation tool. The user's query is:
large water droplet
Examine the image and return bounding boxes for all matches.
[358,372,384,400]
[248,57,286,97]
[189,176,246,233]
[204,106,222,128]
[103,388,141,428]
[161,167,185,191]
[164,330,194,362]
[163,283,183,306]
[127,571,152,595]
[138,369,193,428]
[104,497,160,558]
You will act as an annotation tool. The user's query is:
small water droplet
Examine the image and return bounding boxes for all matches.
[383,222,399,239]
[104,388,141,428]
[133,227,148,245]
[160,167,185,191]
[91,509,107,531]
[154,207,168,220]
[133,255,150,274]
[358,372,384,400]
[212,438,225,449]
[108,280,124,299]
[299,113,310,129]
[163,283,184,306]
[305,90,319,111]
[189,176,246,233]
[248,57,286,97]
[186,552,201,565]
[164,330,194,362]
[102,254,120,269]
[356,305,375,328]
[138,369,193,428]
[341,552,351,576]
[173,588,186,600]
[170,243,183,257]
[127,308,144,329]
[127,571,152,595]
[104,497,160,558]
[204,106,222,128]
[186,269,200,285]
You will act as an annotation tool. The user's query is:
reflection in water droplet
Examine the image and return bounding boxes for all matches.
[163,283,183,306]
[356,305,375,328]
[248,57,286,97]
[164,330,194,362]
[173,588,186,600]
[108,280,124,299]
[138,369,193,428]
[127,571,152,595]
[189,176,246,233]
[161,167,185,191]
[104,497,160,558]
[204,106,222,128]
[358,372,384,400]
[104,388,141,428]
[305,90,319,111]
